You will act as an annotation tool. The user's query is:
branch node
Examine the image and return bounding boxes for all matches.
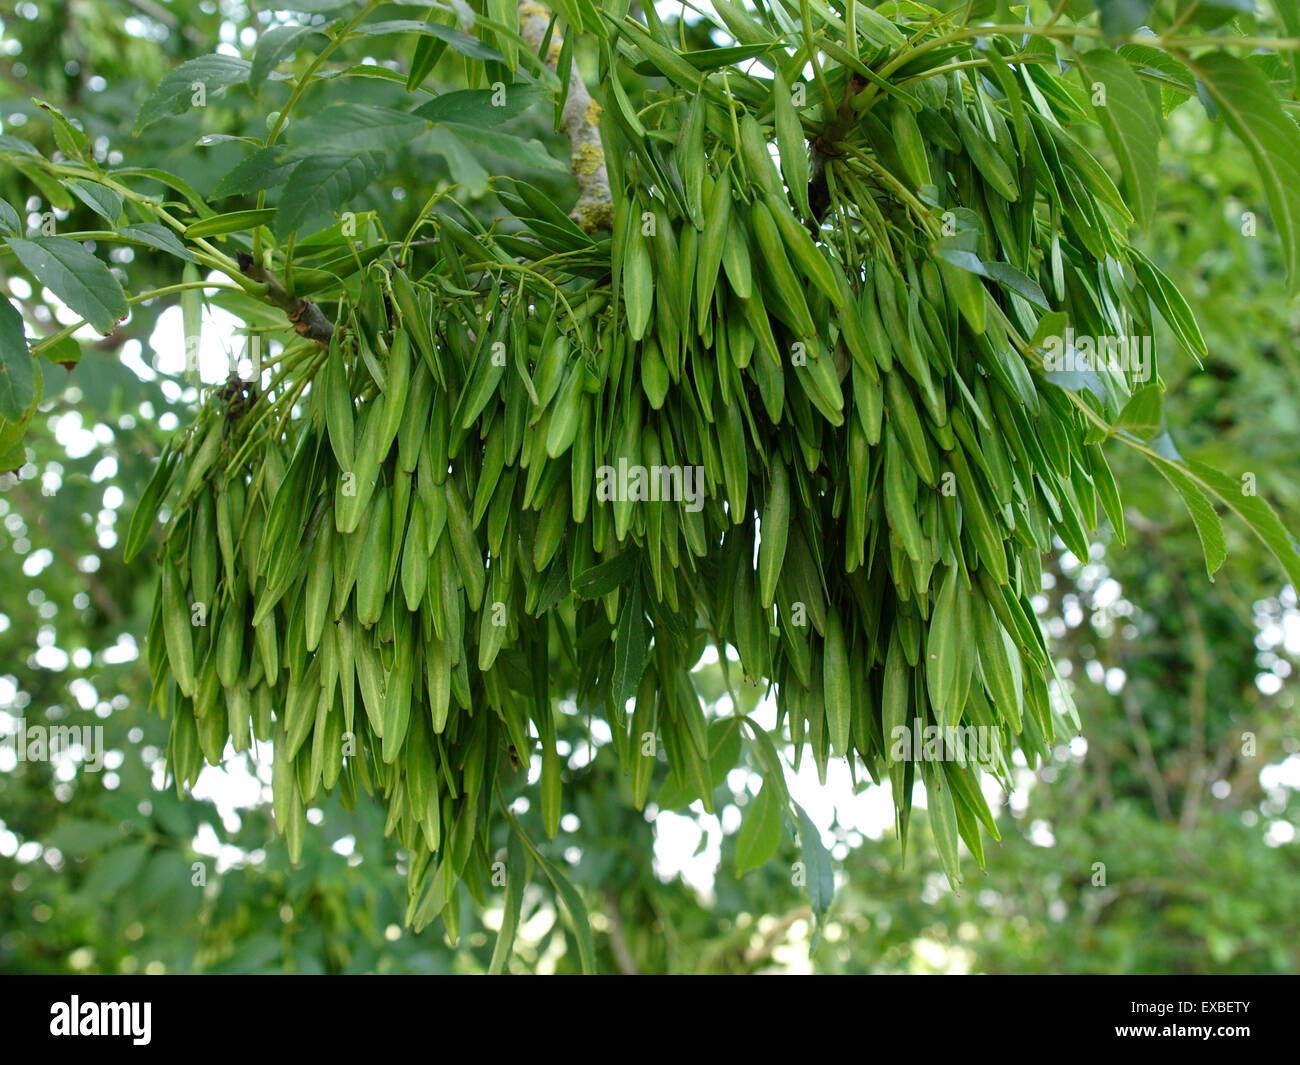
[236,251,334,346]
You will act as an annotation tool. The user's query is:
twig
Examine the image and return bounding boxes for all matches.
[1176,578,1212,834]
[742,906,812,967]
[808,74,867,224]
[234,252,333,346]
[1120,685,1174,822]
[603,889,641,975]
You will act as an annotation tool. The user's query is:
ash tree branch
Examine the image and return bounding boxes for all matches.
[235,252,333,346]
[518,1,614,233]
[234,5,613,338]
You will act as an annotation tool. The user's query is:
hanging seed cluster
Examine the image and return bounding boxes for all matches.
[130,12,1184,916]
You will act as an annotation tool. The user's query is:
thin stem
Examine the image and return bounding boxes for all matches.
[128,280,244,304]
[263,1,382,149]
[1043,0,1071,31]
[799,0,837,117]
[1164,1,1201,38]
[27,281,243,356]
[898,50,1048,86]
[844,147,937,236]
[45,163,245,279]
[254,0,383,259]
[400,189,454,260]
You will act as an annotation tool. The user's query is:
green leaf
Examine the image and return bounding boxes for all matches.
[636,43,773,74]
[428,129,489,196]
[367,19,506,62]
[0,134,41,158]
[213,146,297,197]
[524,836,597,974]
[408,858,450,932]
[353,18,437,35]
[39,333,81,368]
[795,803,835,922]
[1129,248,1207,362]
[1192,52,1300,291]
[46,819,125,855]
[982,261,1050,310]
[508,179,590,241]
[1197,0,1258,12]
[572,552,639,599]
[184,208,277,239]
[9,159,73,211]
[935,241,1049,309]
[123,442,178,563]
[1077,49,1161,231]
[109,168,213,218]
[1278,0,1300,97]
[41,97,88,159]
[549,0,601,34]
[195,133,263,147]
[922,761,963,888]
[1114,383,1162,439]
[78,842,151,900]
[295,211,377,249]
[327,63,410,87]
[1095,0,1155,38]
[1030,310,1070,347]
[743,721,793,808]
[6,236,128,334]
[706,717,743,789]
[982,43,1028,144]
[413,84,548,126]
[0,197,20,235]
[1148,454,1228,579]
[288,105,427,153]
[1118,44,1197,115]
[407,23,450,92]
[1170,457,1300,588]
[66,179,124,224]
[611,582,649,710]
[118,224,198,263]
[250,24,326,92]
[735,779,783,875]
[605,54,646,137]
[442,123,566,173]
[488,833,528,974]
[0,440,26,472]
[933,243,986,276]
[134,55,255,134]
[1044,362,1109,403]
[0,296,36,421]
[654,765,701,812]
[274,151,384,240]
[774,67,811,218]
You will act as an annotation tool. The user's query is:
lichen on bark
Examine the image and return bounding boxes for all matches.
[517,1,613,234]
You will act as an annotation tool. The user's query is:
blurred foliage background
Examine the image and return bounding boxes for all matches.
[1,0,1297,974]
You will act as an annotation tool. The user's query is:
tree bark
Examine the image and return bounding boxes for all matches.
[517,2,614,233]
